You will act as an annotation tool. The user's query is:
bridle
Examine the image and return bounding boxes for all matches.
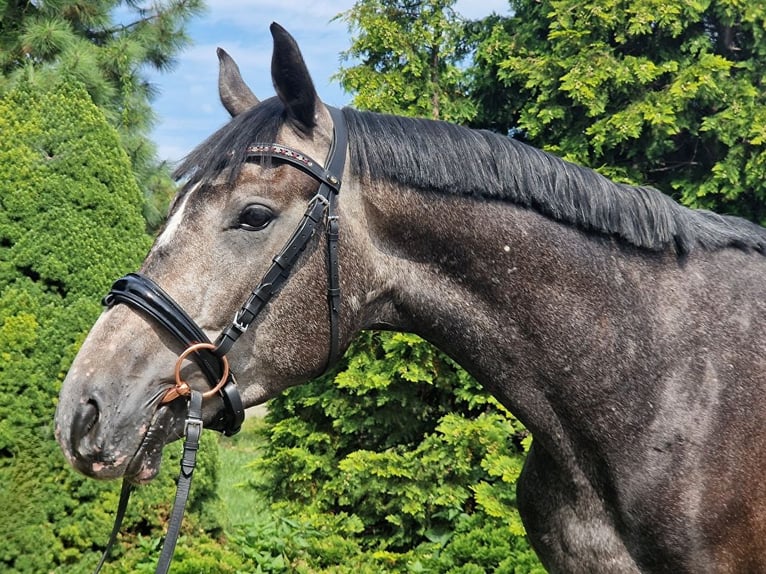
[94,106,347,573]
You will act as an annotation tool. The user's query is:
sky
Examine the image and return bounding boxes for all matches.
[148,0,511,163]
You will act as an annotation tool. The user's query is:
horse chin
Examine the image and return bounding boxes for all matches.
[125,404,180,484]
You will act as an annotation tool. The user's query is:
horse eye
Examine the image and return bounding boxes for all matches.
[237,204,274,231]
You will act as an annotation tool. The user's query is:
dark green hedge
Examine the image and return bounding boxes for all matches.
[241,331,543,573]
[0,79,238,573]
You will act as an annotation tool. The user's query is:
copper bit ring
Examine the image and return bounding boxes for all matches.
[161,342,230,404]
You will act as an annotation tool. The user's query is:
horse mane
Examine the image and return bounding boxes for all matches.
[344,108,766,255]
[174,100,766,255]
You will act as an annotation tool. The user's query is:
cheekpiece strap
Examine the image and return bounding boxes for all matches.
[215,105,348,368]
[154,390,203,574]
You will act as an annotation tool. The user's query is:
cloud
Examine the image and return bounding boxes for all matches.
[204,0,350,28]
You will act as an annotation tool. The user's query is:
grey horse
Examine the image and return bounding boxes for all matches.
[56,23,766,573]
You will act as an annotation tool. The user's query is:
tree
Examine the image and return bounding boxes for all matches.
[0,0,205,229]
[471,0,766,222]
[243,333,541,572]
[0,78,238,573]
[335,0,476,122]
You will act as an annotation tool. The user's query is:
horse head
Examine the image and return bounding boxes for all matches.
[55,23,376,483]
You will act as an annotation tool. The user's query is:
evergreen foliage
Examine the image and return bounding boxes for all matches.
[238,334,541,572]
[0,0,205,229]
[336,0,476,122]
[0,78,235,573]
[471,0,766,222]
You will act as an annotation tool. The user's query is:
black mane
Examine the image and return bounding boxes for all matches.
[175,101,766,255]
[345,109,766,255]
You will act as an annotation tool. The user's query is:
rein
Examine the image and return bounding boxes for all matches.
[94,106,347,573]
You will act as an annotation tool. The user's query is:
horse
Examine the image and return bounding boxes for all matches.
[55,22,766,573]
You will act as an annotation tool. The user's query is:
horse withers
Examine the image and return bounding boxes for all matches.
[56,22,766,573]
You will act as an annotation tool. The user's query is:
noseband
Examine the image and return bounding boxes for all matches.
[95,106,347,573]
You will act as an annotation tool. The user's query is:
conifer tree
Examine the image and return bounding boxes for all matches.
[0,0,205,229]
[335,0,476,122]
[471,0,766,223]
[0,77,236,573]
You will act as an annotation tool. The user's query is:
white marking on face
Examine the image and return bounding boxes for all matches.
[155,188,195,249]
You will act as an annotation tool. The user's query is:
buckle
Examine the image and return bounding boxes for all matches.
[232,311,249,334]
[184,417,203,438]
[311,192,330,208]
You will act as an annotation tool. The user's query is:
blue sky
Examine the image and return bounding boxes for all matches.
[148,0,511,163]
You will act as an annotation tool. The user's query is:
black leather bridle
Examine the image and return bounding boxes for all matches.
[94,106,347,573]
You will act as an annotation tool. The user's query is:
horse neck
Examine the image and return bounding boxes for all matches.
[359,182,669,427]
[354,174,766,518]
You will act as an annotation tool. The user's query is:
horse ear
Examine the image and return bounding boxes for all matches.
[217,47,259,117]
[270,22,318,132]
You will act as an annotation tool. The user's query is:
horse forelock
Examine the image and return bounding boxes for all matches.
[173,97,285,193]
[344,109,766,256]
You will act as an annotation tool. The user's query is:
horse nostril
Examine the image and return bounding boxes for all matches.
[71,398,100,450]
[84,399,100,434]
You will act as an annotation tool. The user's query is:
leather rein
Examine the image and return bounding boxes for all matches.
[94,106,347,573]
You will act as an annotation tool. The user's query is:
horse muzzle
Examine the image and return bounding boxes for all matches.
[55,378,182,482]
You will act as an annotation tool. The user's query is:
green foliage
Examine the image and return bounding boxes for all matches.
[0,78,233,572]
[0,0,204,230]
[234,332,541,572]
[336,0,477,121]
[472,0,766,222]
